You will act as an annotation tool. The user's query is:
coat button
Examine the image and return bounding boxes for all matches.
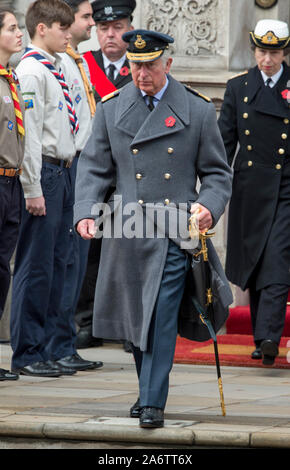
[281,133,287,140]
[136,173,142,180]
[245,129,250,135]
[284,118,289,124]
[278,148,285,155]
[248,161,253,166]
[167,147,174,154]
[132,149,139,155]
[164,173,171,180]
[164,198,170,205]
[276,164,281,170]
[247,145,252,151]
[138,199,144,204]
[243,113,248,119]
[244,97,248,103]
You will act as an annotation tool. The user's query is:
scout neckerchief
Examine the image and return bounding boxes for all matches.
[0,64,25,137]
[82,51,117,97]
[66,44,96,117]
[21,47,79,135]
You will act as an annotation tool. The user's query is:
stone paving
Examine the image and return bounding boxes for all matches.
[1,342,290,448]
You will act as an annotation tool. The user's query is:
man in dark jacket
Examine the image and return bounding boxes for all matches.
[83,0,135,103]
[218,19,290,366]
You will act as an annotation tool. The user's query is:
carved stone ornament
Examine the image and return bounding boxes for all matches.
[143,0,220,56]
[255,0,278,9]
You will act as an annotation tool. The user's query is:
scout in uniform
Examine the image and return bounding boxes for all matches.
[0,8,24,381]
[74,30,232,427]
[218,20,290,365]
[10,0,82,377]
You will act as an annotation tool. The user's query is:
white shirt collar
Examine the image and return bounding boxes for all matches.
[261,64,283,87]
[140,76,169,103]
[102,53,127,76]
[28,43,61,66]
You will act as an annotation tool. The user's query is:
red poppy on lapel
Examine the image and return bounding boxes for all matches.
[165,116,176,127]
[281,89,290,100]
[119,66,130,76]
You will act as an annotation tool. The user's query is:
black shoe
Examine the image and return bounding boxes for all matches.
[123,341,132,353]
[76,327,103,349]
[0,368,19,381]
[261,339,279,365]
[130,397,143,418]
[251,347,262,359]
[45,360,77,376]
[12,361,62,377]
[139,407,164,428]
[56,353,103,371]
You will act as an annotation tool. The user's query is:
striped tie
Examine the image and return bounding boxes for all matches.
[0,64,25,137]
[21,48,79,135]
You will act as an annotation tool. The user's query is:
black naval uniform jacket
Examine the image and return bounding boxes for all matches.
[218,62,290,291]
[83,49,132,103]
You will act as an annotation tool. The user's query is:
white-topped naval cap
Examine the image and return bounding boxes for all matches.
[250,19,290,49]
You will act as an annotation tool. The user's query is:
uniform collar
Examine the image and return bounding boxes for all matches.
[102,52,127,75]
[114,74,190,143]
[28,43,62,68]
[260,64,283,86]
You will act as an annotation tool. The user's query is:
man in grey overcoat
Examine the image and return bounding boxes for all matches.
[74,30,232,428]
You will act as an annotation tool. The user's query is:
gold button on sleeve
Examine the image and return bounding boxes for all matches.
[136,173,142,180]
[132,149,139,155]
[138,199,144,204]
[278,148,285,155]
[284,118,289,124]
[281,133,287,140]
[245,129,250,135]
[164,198,170,205]
[244,97,248,103]
[247,145,252,151]
[167,147,174,154]
[248,161,253,166]
[243,113,248,119]
[164,173,171,180]
[276,164,281,170]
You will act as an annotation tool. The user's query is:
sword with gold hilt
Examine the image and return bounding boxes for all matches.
[189,215,226,417]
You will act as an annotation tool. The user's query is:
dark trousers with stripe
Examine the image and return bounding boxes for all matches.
[10,162,74,369]
[249,161,290,347]
[131,240,190,410]
[0,176,21,320]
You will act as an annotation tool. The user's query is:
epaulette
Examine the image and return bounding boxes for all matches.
[185,85,211,102]
[101,89,120,103]
[229,70,248,80]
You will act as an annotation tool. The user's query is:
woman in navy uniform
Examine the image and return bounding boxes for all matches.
[218,20,290,365]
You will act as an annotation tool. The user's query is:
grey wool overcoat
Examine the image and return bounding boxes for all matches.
[74,75,233,351]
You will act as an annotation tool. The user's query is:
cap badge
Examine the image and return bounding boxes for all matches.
[104,6,113,15]
[261,30,279,45]
[135,34,146,49]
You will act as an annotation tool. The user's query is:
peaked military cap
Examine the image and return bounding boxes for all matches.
[92,0,136,22]
[249,19,290,49]
[122,29,174,62]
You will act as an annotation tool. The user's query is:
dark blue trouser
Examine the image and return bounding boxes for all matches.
[0,176,21,320]
[48,156,90,360]
[132,240,190,410]
[10,162,74,369]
